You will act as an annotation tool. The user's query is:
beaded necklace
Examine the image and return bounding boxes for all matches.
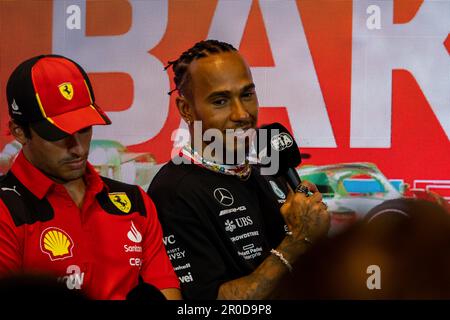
[179,144,252,181]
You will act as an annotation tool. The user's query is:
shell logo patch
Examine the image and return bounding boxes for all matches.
[58,82,74,100]
[40,227,74,261]
[109,192,131,213]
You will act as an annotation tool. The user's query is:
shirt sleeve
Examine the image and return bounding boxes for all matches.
[137,187,180,291]
[154,193,231,300]
[0,199,22,275]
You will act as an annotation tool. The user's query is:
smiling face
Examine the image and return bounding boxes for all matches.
[19,125,92,183]
[177,51,258,162]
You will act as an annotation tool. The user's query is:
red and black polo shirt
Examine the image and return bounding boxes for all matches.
[0,151,179,299]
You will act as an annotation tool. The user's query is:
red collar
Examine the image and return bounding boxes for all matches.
[10,151,106,199]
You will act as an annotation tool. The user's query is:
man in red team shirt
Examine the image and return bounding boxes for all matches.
[0,55,181,300]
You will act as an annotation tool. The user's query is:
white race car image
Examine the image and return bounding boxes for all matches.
[298,163,402,235]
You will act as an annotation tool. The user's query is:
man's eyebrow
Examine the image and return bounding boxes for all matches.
[206,90,231,100]
[206,83,256,100]
[242,83,256,92]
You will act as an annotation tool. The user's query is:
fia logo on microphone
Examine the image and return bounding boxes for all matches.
[271,133,293,151]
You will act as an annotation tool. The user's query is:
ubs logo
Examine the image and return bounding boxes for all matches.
[213,188,234,207]
[225,216,254,233]
[235,216,253,228]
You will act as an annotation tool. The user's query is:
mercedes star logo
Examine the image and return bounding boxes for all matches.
[213,188,234,207]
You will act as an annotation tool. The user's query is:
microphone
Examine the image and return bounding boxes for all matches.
[254,122,311,196]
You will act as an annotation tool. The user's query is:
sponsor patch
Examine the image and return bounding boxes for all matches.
[109,192,131,213]
[58,82,74,100]
[40,227,74,261]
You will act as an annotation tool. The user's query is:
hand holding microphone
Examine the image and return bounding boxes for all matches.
[255,123,330,245]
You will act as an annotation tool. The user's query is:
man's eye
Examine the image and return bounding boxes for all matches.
[242,92,254,99]
[213,98,227,106]
[78,127,92,134]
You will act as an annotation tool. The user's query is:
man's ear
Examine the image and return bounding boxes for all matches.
[9,120,28,145]
[176,96,193,126]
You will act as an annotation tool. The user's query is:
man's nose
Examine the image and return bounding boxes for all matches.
[230,99,250,122]
[65,132,87,154]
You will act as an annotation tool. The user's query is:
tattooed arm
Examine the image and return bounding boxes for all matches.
[217,183,330,300]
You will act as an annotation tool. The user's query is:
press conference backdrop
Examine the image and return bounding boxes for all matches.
[0,1,449,206]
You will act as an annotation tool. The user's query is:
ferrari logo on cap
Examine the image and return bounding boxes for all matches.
[58,82,74,100]
[109,192,131,213]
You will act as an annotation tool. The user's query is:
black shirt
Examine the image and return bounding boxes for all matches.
[148,159,288,299]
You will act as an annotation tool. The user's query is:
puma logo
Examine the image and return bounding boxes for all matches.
[1,186,21,196]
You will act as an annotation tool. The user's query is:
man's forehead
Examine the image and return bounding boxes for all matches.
[189,52,253,89]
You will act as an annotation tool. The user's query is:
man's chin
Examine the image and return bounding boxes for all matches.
[57,169,86,183]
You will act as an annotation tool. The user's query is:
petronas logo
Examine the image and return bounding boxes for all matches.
[269,180,286,199]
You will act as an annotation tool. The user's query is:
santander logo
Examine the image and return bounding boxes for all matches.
[127,221,142,243]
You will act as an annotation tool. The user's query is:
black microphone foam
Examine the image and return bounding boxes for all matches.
[255,122,303,190]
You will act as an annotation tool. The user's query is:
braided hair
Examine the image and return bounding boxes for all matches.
[165,40,237,96]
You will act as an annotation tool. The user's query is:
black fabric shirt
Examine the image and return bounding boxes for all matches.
[148,159,288,299]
